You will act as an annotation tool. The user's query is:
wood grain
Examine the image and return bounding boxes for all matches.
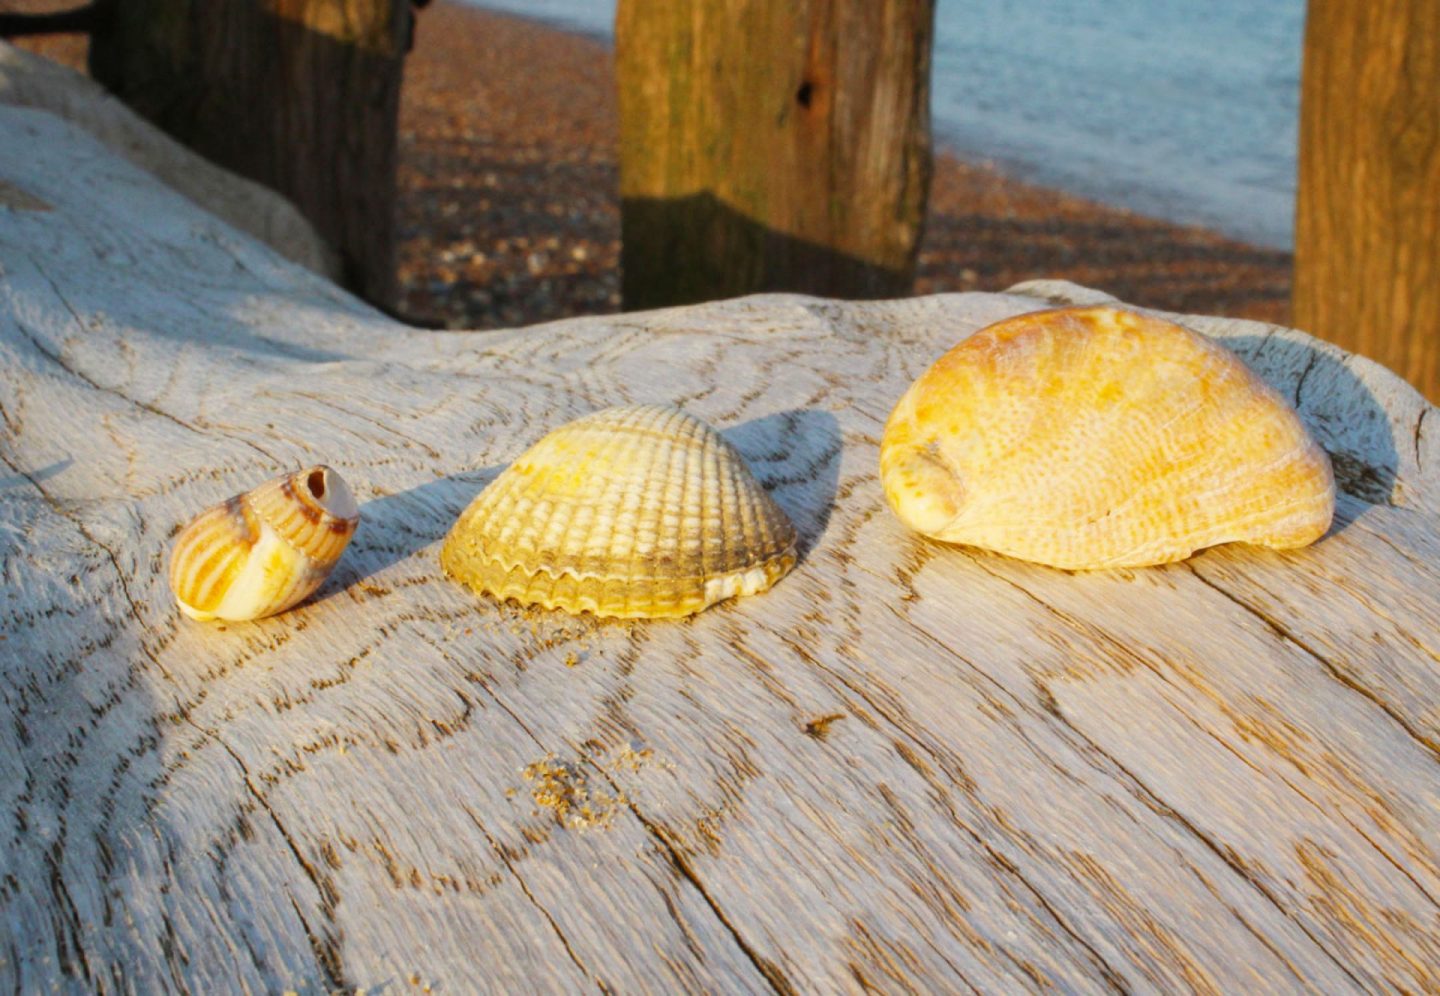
[2,107,1438,993]
[615,0,934,308]
[87,0,410,307]
[1293,0,1440,402]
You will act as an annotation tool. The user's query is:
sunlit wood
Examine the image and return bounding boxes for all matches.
[1294,0,1440,401]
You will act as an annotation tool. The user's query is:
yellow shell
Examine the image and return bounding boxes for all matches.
[168,466,359,621]
[880,306,1335,569]
[441,405,798,618]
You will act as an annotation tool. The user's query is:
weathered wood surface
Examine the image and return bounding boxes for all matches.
[0,40,340,282]
[3,106,1440,993]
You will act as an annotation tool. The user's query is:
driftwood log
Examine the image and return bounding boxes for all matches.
[2,106,1439,993]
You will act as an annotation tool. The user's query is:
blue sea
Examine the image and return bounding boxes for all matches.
[465,0,1304,249]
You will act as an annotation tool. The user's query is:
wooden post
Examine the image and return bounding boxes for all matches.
[87,0,411,309]
[615,0,935,310]
[1293,0,1439,402]
[0,5,97,38]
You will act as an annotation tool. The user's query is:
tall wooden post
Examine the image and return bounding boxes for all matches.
[1293,0,1439,402]
[88,0,411,309]
[615,0,935,310]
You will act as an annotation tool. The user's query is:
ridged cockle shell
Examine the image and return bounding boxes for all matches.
[880,306,1335,569]
[441,405,798,618]
[169,466,359,621]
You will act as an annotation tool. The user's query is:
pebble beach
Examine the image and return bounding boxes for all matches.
[12,0,1295,330]
[397,2,1292,330]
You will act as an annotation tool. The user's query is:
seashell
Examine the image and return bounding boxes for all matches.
[169,466,359,621]
[441,404,798,618]
[880,306,1335,569]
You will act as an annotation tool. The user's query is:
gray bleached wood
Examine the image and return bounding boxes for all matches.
[0,41,340,282]
[2,105,1439,993]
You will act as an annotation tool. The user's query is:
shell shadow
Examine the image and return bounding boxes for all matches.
[316,406,842,603]
[1224,332,1399,531]
[319,465,504,598]
[721,407,843,563]
[0,456,72,491]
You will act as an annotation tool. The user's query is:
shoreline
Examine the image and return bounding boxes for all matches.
[8,0,1293,331]
[464,0,1296,252]
[399,2,1290,330]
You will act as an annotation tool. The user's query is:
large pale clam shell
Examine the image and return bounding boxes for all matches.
[169,466,359,621]
[880,306,1335,569]
[441,405,798,618]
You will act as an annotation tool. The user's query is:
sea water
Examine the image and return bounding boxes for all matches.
[464,0,1305,249]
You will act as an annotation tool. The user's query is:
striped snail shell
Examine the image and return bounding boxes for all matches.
[168,466,359,622]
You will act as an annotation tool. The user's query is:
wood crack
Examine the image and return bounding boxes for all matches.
[1137,647,1440,914]
[0,449,184,695]
[1415,406,1430,472]
[1292,349,1321,409]
[593,764,797,996]
[42,841,95,989]
[1184,565,1440,763]
[291,391,443,460]
[1032,693,1369,993]
[10,315,211,449]
[1351,518,1440,583]
[960,557,1397,987]
[189,720,349,993]
[18,263,280,466]
[763,620,1129,991]
[285,894,344,996]
[461,806,609,994]
[0,452,180,991]
[415,629,788,991]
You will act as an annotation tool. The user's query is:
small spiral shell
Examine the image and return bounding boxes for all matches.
[168,466,359,621]
[441,405,798,618]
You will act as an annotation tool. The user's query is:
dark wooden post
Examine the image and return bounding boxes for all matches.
[1293,0,1439,402]
[615,0,935,310]
[0,5,98,38]
[88,0,411,309]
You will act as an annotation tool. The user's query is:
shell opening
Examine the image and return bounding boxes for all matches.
[307,465,358,521]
